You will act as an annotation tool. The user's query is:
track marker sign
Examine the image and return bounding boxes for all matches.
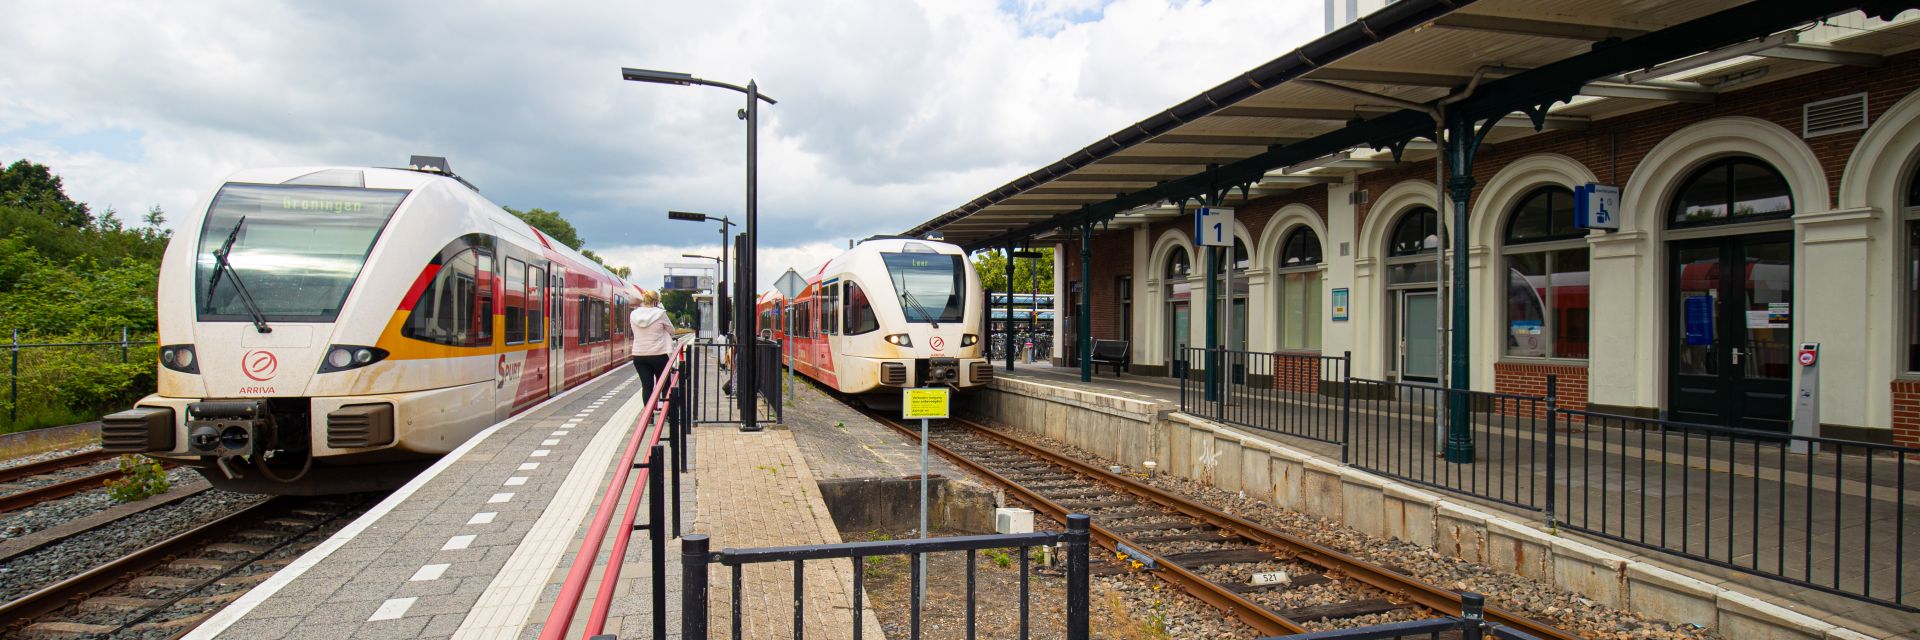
[903,387,950,420]
[1195,206,1236,247]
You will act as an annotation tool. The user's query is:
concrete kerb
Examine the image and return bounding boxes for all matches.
[962,378,1894,640]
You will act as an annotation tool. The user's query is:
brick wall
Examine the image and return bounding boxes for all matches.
[1893,380,1920,450]
[1060,229,1134,342]
[1493,362,1589,420]
[1271,353,1323,394]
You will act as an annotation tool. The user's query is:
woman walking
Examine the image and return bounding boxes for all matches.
[629,290,676,402]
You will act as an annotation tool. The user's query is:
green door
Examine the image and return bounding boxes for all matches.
[1400,291,1440,382]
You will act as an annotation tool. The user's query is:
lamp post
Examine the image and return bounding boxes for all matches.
[628,67,776,432]
[669,211,735,336]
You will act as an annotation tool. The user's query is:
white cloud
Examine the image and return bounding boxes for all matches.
[597,241,847,295]
[0,0,1323,287]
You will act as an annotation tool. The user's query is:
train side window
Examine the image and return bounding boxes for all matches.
[475,252,495,345]
[844,281,880,335]
[403,248,492,347]
[824,283,840,335]
[613,295,627,336]
[504,258,527,345]
[578,295,590,345]
[527,266,546,342]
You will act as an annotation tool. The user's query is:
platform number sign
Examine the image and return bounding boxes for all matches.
[1574,183,1620,230]
[1195,206,1235,247]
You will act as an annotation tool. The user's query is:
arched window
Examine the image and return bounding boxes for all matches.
[1670,157,1793,227]
[1385,207,1439,286]
[1164,245,1193,366]
[1389,207,1439,257]
[1501,186,1588,359]
[1907,163,1920,372]
[1275,226,1322,350]
[1166,246,1190,279]
[1227,237,1250,351]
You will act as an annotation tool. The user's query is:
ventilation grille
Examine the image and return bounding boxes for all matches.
[881,362,909,386]
[327,404,394,449]
[1804,93,1868,138]
[102,407,173,452]
[971,361,994,384]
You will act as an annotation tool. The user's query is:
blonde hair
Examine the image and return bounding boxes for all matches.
[640,290,660,307]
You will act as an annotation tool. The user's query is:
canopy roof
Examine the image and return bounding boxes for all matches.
[907,0,1920,250]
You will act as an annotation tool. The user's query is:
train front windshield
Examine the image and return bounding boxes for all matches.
[881,252,966,323]
[195,183,408,323]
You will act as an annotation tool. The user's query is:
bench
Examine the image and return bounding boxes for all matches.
[1088,339,1130,376]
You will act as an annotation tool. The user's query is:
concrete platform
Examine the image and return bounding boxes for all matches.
[189,357,883,640]
[781,379,997,535]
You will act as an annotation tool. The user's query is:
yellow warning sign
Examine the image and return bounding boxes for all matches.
[902,387,950,420]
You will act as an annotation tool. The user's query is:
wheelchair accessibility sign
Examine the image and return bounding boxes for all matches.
[1575,183,1620,230]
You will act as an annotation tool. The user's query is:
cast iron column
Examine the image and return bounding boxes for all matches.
[1005,244,1016,371]
[739,81,761,432]
[1443,117,1477,463]
[1078,224,1093,382]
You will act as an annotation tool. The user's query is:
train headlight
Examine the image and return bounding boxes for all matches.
[884,334,913,347]
[159,344,199,374]
[960,334,978,347]
[317,345,389,373]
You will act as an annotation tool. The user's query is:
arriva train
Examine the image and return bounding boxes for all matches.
[757,237,991,395]
[101,157,642,494]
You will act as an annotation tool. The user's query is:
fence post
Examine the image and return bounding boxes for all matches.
[120,327,129,364]
[682,534,710,640]
[1341,350,1352,464]
[648,443,667,640]
[1459,592,1485,640]
[9,329,17,425]
[1065,513,1090,640]
[1544,374,1558,529]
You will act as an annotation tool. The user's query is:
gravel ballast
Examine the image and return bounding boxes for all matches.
[0,488,265,603]
[1,467,204,542]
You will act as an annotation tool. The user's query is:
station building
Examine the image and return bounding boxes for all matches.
[908,0,1920,447]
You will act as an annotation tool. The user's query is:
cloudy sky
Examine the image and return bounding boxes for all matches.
[0,0,1322,287]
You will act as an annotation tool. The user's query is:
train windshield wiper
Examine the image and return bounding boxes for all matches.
[900,290,940,329]
[205,216,273,334]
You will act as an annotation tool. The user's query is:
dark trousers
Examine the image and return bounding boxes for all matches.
[631,354,670,402]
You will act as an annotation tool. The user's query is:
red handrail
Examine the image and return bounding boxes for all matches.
[541,343,686,640]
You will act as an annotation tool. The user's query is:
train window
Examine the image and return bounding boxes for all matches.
[844,282,880,335]
[578,296,591,345]
[194,183,409,323]
[881,253,966,323]
[504,258,527,345]
[403,247,493,347]
[613,296,626,336]
[527,266,546,342]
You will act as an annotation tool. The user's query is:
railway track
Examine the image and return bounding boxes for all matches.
[0,451,134,514]
[0,492,379,639]
[864,408,1577,639]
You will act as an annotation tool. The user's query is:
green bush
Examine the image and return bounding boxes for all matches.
[1,339,157,433]
[105,454,170,502]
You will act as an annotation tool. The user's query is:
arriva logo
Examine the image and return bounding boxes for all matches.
[242,350,279,381]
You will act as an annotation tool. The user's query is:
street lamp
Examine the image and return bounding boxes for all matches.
[627,67,776,432]
[669,211,735,335]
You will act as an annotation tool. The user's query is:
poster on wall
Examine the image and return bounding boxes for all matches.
[1332,288,1349,321]
[1683,295,1714,346]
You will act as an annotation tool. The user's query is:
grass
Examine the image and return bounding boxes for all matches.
[0,419,99,459]
[0,405,96,435]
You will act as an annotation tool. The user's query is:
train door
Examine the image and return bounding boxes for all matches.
[818,280,839,382]
[526,260,549,405]
[548,264,566,396]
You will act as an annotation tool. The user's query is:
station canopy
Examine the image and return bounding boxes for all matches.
[906,0,1920,250]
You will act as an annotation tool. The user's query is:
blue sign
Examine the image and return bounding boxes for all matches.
[1575,183,1621,230]
[1683,295,1714,346]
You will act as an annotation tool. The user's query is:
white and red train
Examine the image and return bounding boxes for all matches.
[757,237,991,395]
[103,158,642,494]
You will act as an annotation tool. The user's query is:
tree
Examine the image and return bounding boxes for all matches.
[504,206,584,250]
[0,159,91,228]
[660,289,695,327]
[142,205,166,228]
[971,248,1054,294]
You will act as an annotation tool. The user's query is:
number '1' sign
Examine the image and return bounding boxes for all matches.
[1195,206,1236,247]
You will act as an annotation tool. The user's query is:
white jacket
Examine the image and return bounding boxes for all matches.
[629,307,675,357]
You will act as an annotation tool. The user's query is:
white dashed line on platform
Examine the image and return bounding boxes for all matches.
[410,564,449,581]
[552,431,569,436]
[468,512,497,525]
[489,492,514,503]
[504,477,527,486]
[541,439,559,445]
[369,597,416,621]
[442,535,475,551]
[531,449,550,457]
[518,462,539,471]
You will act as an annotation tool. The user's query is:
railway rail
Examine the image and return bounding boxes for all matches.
[863,406,1577,639]
[0,450,143,513]
[0,492,377,639]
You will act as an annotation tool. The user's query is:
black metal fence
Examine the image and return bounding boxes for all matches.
[1258,593,1544,640]
[1175,347,1920,612]
[681,513,1092,640]
[1345,377,1552,511]
[682,339,780,425]
[5,328,157,428]
[1551,408,1916,610]
[1178,347,1350,444]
